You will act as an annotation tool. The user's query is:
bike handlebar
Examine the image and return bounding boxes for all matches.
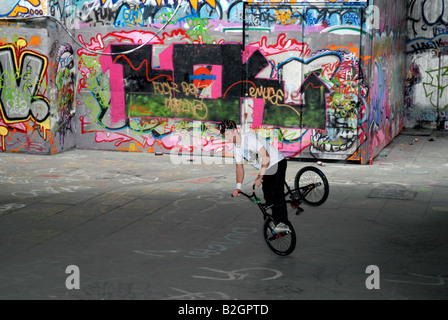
[232,184,261,203]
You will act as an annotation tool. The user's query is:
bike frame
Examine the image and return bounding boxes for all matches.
[238,182,302,222]
[284,182,301,207]
[237,185,274,222]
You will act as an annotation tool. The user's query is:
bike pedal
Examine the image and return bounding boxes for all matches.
[295,207,304,215]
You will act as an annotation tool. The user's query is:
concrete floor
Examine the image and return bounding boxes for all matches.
[1,129,447,300]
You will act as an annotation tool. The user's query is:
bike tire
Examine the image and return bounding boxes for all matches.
[262,219,296,256]
[294,166,329,206]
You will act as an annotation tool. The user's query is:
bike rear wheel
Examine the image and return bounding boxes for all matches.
[262,219,296,256]
[294,166,329,206]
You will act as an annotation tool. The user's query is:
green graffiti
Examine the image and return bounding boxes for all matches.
[423,66,448,110]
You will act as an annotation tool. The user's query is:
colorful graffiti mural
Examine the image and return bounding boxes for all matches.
[73,1,372,161]
[0,0,409,164]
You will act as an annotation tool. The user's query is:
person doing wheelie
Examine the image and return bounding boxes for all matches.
[219,120,290,233]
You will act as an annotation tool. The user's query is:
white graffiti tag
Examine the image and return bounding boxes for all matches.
[192,267,283,281]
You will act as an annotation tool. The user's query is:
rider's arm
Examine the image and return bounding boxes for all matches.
[257,146,270,179]
[233,163,244,196]
[236,163,244,187]
[253,147,270,187]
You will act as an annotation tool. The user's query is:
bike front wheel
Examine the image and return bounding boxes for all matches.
[294,166,329,206]
[262,219,296,256]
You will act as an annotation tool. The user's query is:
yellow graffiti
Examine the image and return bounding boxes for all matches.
[16,38,27,49]
[248,86,284,105]
[7,5,28,17]
[0,126,7,151]
[164,97,208,120]
[188,0,216,11]
[275,9,297,25]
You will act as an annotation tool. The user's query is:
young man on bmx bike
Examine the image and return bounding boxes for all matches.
[219,119,290,234]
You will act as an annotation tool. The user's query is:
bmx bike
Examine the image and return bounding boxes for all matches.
[234,166,329,256]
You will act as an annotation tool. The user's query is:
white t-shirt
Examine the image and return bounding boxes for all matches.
[233,132,285,171]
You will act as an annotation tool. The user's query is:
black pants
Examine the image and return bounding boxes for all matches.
[262,159,288,224]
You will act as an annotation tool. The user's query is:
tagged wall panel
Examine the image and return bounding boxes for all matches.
[0,0,409,165]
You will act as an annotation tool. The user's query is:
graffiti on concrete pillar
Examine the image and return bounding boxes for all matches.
[0,39,51,152]
[54,43,75,149]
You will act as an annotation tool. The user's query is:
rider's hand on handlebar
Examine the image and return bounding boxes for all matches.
[232,189,241,197]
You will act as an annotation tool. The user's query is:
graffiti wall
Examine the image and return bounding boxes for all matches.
[406,0,448,130]
[367,0,408,161]
[0,14,76,153]
[0,0,408,164]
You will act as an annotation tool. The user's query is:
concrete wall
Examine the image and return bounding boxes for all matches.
[406,0,448,130]
[0,0,408,164]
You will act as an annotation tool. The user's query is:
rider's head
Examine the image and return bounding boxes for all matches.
[219,119,238,142]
